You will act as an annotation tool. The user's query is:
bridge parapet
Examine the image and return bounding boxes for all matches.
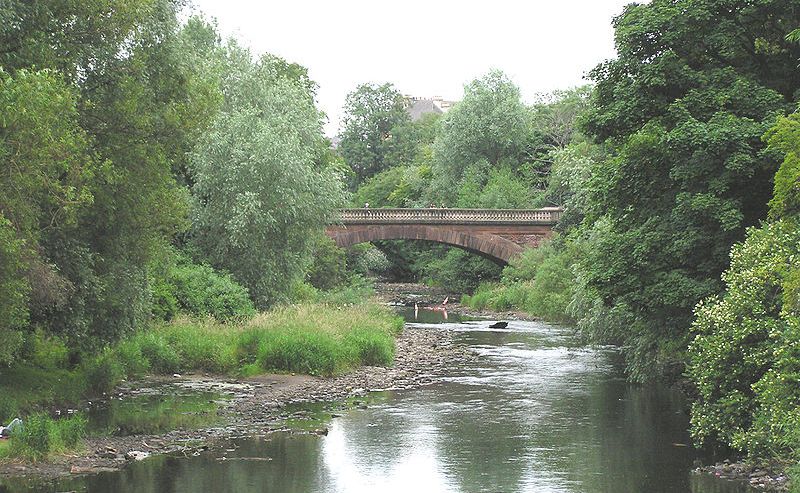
[336,207,562,225]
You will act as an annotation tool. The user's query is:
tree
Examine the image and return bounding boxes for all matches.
[577,0,800,380]
[0,2,226,349]
[0,68,97,359]
[190,47,345,308]
[338,83,412,185]
[532,86,592,149]
[427,71,534,204]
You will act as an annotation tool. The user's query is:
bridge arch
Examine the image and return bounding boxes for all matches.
[328,224,523,264]
[325,208,562,265]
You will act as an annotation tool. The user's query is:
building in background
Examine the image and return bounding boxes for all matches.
[405,95,456,121]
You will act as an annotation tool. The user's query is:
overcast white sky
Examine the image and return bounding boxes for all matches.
[190,0,637,136]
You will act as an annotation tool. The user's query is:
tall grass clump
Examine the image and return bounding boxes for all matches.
[239,303,402,376]
[5,413,86,461]
[0,302,402,460]
[107,303,402,379]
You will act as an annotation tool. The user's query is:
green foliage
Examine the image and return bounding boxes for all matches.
[577,0,800,381]
[346,243,392,277]
[0,216,28,364]
[460,167,536,208]
[427,71,535,205]
[98,303,400,378]
[419,248,503,293]
[6,413,86,461]
[462,238,577,323]
[0,67,97,361]
[84,349,125,395]
[169,257,256,322]
[244,304,401,376]
[23,331,70,370]
[688,220,800,462]
[314,276,375,306]
[190,44,345,308]
[766,109,800,220]
[307,236,349,291]
[0,4,228,353]
[338,83,412,185]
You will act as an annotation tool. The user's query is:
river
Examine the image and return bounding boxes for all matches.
[2,309,751,492]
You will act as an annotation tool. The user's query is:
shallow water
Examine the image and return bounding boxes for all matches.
[1,311,752,493]
[86,383,227,436]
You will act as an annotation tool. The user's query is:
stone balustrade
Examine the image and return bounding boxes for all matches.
[335,207,563,225]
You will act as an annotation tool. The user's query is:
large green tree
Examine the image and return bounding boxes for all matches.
[190,45,345,308]
[579,0,800,380]
[426,71,535,205]
[0,1,222,350]
[338,83,412,185]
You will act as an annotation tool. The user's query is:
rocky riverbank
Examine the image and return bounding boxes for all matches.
[0,324,475,481]
[694,460,792,491]
[373,281,540,321]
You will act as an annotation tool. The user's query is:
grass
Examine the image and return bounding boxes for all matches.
[108,302,402,378]
[0,413,86,461]
[0,302,402,460]
[462,281,574,324]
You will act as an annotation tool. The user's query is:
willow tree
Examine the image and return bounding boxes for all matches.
[190,47,345,308]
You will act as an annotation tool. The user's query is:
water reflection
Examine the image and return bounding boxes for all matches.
[1,316,754,493]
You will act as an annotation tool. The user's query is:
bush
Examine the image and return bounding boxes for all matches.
[307,236,349,290]
[150,252,256,322]
[132,332,181,374]
[150,277,178,321]
[19,330,70,370]
[688,220,800,462]
[316,276,374,305]
[346,243,391,277]
[421,248,503,293]
[461,237,576,323]
[84,349,124,395]
[171,259,256,322]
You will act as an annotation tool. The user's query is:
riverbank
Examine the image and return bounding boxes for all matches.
[0,323,475,480]
[373,281,541,322]
[695,461,792,491]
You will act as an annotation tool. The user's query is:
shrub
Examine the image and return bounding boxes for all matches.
[171,259,256,322]
[316,276,374,305]
[307,236,349,291]
[133,332,181,374]
[84,349,124,395]
[289,281,319,303]
[150,277,178,321]
[688,220,800,462]
[20,330,70,370]
[462,237,576,323]
[150,252,256,322]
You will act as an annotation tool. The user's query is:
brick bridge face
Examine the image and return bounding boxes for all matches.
[325,208,562,264]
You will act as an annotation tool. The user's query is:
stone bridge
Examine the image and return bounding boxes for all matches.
[325,208,562,264]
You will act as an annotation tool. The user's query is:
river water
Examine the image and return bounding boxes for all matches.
[3,310,751,493]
